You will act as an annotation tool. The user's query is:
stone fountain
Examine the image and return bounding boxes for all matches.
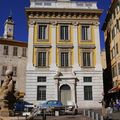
[0,70,21,117]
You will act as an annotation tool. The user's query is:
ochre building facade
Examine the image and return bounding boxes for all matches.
[25,0,103,108]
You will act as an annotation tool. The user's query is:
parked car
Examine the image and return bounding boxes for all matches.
[65,102,78,115]
[40,100,65,115]
[13,100,34,116]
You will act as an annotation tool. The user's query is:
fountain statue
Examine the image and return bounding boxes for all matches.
[0,70,21,116]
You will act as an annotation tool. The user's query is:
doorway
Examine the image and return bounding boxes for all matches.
[60,84,71,105]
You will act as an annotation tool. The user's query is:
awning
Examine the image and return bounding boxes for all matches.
[108,86,120,93]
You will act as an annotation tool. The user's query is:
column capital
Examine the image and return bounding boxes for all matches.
[93,21,100,26]
[72,22,79,26]
[28,21,36,27]
[51,21,57,26]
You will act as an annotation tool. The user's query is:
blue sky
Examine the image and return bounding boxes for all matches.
[0,0,111,50]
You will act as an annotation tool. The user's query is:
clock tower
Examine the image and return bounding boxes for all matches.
[3,16,14,40]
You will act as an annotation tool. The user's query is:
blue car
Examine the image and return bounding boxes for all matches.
[40,100,65,115]
[41,100,63,108]
[14,100,34,115]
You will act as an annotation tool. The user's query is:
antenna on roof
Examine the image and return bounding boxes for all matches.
[9,9,12,17]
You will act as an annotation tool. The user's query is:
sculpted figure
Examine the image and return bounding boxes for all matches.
[0,70,22,116]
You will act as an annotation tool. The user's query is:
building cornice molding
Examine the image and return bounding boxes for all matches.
[0,38,28,47]
[28,19,99,26]
[26,8,102,20]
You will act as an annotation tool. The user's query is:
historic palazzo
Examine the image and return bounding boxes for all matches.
[25,0,103,108]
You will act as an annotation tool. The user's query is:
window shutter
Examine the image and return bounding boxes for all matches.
[46,51,49,67]
[46,25,48,39]
[88,26,91,40]
[68,25,70,40]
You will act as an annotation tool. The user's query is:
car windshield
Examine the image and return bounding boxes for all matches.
[47,101,58,105]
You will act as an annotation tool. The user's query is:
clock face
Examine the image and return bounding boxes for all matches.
[8,28,12,32]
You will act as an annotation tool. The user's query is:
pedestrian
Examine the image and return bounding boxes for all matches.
[106,106,113,120]
[102,99,107,119]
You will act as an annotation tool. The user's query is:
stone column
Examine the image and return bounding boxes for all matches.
[72,22,81,71]
[69,80,76,104]
[55,79,59,100]
[50,22,57,71]
[27,21,35,70]
[94,23,102,71]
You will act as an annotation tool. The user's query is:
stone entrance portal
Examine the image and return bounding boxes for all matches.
[60,84,71,105]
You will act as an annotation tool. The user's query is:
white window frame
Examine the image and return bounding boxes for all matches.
[84,86,93,100]
[2,66,7,76]
[3,46,9,55]
[37,86,46,101]
[37,76,46,82]
[13,47,18,56]
[12,66,17,77]
[59,50,71,67]
[81,50,93,67]
[36,50,49,67]
[38,24,48,40]
[60,24,70,41]
[81,25,91,41]
[118,63,120,75]
[22,47,27,57]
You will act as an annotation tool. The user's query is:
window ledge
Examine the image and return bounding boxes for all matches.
[37,39,49,42]
[84,99,93,101]
[81,40,93,42]
[81,66,95,68]
[36,66,49,68]
[58,66,72,68]
[59,40,70,42]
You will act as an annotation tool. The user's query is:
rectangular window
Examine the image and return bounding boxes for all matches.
[112,65,117,78]
[118,63,120,75]
[38,25,47,40]
[22,48,27,57]
[44,2,51,6]
[116,19,120,31]
[38,52,46,67]
[82,25,91,40]
[116,43,119,54]
[84,86,93,100]
[112,25,116,39]
[82,52,91,67]
[37,77,46,82]
[13,47,18,56]
[61,52,69,67]
[37,86,46,101]
[60,25,69,40]
[84,77,92,82]
[2,66,7,76]
[112,47,115,58]
[3,46,8,55]
[12,67,17,76]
